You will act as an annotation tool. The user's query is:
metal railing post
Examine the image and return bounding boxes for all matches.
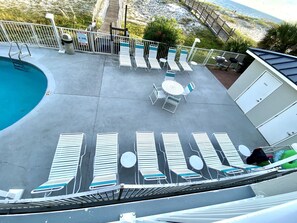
[188,38,200,62]
[89,32,95,53]
[30,24,40,47]
[45,13,64,53]
[203,49,214,65]
[117,184,125,201]
[0,22,11,42]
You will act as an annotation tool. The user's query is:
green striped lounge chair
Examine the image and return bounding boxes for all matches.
[148,45,162,70]
[89,133,118,190]
[31,133,85,194]
[192,132,243,174]
[134,44,148,70]
[179,50,193,72]
[119,42,132,68]
[167,48,180,72]
[136,131,166,181]
[213,132,260,171]
[162,132,201,181]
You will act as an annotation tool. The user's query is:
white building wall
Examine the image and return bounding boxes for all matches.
[228,59,297,146]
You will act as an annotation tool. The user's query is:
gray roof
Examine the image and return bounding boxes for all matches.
[248,48,297,85]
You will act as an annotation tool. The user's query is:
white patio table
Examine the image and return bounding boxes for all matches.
[162,80,184,96]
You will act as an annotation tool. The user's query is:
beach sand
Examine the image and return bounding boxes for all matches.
[127,0,274,42]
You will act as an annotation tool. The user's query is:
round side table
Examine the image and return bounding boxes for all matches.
[159,58,167,68]
[121,152,137,168]
[238,145,251,157]
[189,155,204,170]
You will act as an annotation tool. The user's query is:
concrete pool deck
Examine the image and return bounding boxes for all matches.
[0,46,268,198]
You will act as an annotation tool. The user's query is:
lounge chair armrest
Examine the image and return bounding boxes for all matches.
[143,173,167,181]
[89,180,117,190]
[31,177,73,194]
[89,174,117,190]
[179,173,202,179]
[222,168,244,174]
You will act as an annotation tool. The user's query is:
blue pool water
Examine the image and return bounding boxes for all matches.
[0,57,47,130]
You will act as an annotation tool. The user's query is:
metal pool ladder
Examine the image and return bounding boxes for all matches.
[8,41,31,70]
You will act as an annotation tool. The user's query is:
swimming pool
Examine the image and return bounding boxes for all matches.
[0,57,47,130]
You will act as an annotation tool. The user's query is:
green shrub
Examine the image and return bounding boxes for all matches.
[258,22,297,56]
[126,22,145,39]
[143,16,184,46]
[224,37,255,54]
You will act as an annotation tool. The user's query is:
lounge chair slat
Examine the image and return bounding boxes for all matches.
[136,131,166,181]
[90,133,118,190]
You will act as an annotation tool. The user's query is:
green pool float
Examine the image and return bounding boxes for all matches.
[281,150,297,169]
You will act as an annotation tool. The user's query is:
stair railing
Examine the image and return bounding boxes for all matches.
[18,43,31,60]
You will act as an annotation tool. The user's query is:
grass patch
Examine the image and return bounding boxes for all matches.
[126,21,146,39]
[184,28,224,49]
[233,30,257,46]
[221,15,236,24]
[0,7,92,29]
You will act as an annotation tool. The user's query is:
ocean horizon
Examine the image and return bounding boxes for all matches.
[204,0,284,23]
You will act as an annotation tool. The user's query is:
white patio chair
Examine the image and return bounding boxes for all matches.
[89,133,118,190]
[134,44,148,70]
[162,95,181,114]
[136,131,166,181]
[192,132,243,175]
[31,133,85,194]
[148,45,162,70]
[162,132,201,182]
[179,50,193,72]
[164,70,176,81]
[182,82,195,101]
[119,42,132,68]
[149,83,167,105]
[167,48,180,71]
[213,132,260,171]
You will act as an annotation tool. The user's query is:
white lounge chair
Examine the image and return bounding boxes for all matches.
[192,132,243,174]
[182,82,195,101]
[119,42,132,68]
[179,50,193,72]
[162,132,201,182]
[31,133,85,194]
[167,48,180,72]
[136,132,166,181]
[148,45,162,70]
[134,44,148,70]
[89,133,119,190]
[213,132,260,171]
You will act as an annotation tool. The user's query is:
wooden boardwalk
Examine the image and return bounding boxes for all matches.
[99,0,121,33]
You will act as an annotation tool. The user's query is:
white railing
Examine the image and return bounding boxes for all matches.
[0,20,246,66]
[0,169,278,214]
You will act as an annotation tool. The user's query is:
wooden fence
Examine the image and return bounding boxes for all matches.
[181,0,235,42]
